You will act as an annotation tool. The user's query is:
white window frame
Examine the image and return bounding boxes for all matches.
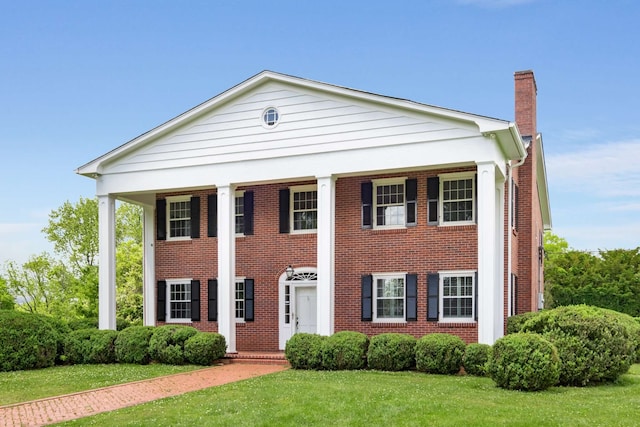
[166,278,192,323]
[290,184,318,234]
[235,277,245,322]
[439,173,475,226]
[373,273,406,323]
[166,195,192,241]
[439,271,475,323]
[373,177,407,229]
[235,191,245,236]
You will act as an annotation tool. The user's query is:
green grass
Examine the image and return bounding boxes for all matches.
[0,364,202,406]
[52,364,640,427]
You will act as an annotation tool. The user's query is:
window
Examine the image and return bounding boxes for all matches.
[235,280,245,320]
[440,272,475,321]
[167,196,191,239]
[374,274,405,322]
[262,107,279,127]
[291,185,317,232]
[167,279,192,322]
[374,179,405,228]
[235,192,245,235]
[440,173,475,224]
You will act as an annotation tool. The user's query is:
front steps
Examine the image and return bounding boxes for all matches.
[224,351,289,366]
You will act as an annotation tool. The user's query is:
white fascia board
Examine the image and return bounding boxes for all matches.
[536,133,552,230]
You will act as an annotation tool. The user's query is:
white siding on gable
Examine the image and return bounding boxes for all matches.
[102,82,480,175]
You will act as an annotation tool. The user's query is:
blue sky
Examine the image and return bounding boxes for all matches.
[1,0,639,266]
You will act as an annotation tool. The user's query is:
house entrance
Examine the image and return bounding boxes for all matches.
[279,268,317,350]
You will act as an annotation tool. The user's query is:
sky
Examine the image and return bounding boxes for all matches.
[1,0,639,267]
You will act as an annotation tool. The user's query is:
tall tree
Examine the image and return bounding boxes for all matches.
[0,276,15,310]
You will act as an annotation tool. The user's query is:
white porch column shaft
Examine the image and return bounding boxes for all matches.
[142,204,156,326]
[98,195,116,330]
[495,178,505,340]
[217,185,236,353]
[476,162,499,345]
[316,176,336,336]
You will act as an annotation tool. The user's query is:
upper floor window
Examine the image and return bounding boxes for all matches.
[440,271,475,322]
[262,107,279,127]
[291,185,317,232]
[167,196,191,240]
[373,274,405,322]
[374,179,405,228]
[167,279,192,322]
[440,173,475,225]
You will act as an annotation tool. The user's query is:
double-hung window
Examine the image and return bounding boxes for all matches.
[167,196,191,239]
[440,272,475,322]
[167,279,192,322]
[235,192,245,235]
[374,178,405,228]
[235,279,245,321]
[440,173,475,225]
[373,274,405,322]
[291,185,317,232]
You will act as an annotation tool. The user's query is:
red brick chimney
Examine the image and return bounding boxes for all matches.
[514,70,537,138]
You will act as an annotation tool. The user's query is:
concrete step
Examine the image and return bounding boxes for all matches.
[223,351,290,366]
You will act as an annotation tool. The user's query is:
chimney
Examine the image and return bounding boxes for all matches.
[514,70,537,139]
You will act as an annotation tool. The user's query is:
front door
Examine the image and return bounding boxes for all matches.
[294,287,317,334]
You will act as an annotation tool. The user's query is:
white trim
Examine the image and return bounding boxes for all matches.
[438,270,476,323]
[261,106,281,129]
[98,195,116,330]
[372,177,407,230]
[278,266,318,350]
[372,272,407,323]
[438,172,476,226]
[165,278,193,324]
[166,195,192,241]
[289,184,318,234]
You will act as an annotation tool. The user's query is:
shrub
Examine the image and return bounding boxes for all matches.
[488,333,560,391]
[322,331,369,370]
[415,333,465,375]
[68,317,98,331]
[367,333,416,371]
[0,311,66,371]
[115,326,155,364]
[149,325,199,365]
[285,333,326,370]
[184,332,227,366]
[506,311,541,334]
[602,308,640,364]
[522,305,635,386]
[64,329,119,364]
[462,343,492,376]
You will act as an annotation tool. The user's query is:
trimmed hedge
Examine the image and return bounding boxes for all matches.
[462,343,491,377]
[64,329,119,364]
[506,311,541,335]
[488,332,560,391]
[184,332,227,365]
[321,331,369,370]
[0,310,67,371]
[522,305,635,386]
[115,326,155,364]
[149,325,199,365]
[415,333,465,375]
[285,333,326,370]
[367,333,416,371]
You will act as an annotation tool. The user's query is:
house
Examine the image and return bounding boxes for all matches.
[77,70,551,352]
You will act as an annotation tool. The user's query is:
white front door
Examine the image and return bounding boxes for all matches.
[294,287,317,334]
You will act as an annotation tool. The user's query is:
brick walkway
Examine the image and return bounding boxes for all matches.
[0,363,288,427]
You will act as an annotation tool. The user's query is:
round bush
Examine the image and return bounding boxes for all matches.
[64,329,119,364]
[488,333,560,391]
[115,326,155,364]
[0,311,65,371]
[522,305,635,386]
[367,333,416,371]
[506,311,541,335]
[149,325,199,365]
[415,333,466,375]
[285,333,326,370]
[601,308,640,364]
[462,343,492,377]
[184,332,227,366]
[322,331,369,370]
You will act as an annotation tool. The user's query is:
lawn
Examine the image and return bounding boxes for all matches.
[0,364,202,406]
[46,364,640,427]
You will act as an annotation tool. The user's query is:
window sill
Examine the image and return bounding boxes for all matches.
[162,239,193,245]
[435,224,476,232]
[371,228,408,235]
[165,319,192,324]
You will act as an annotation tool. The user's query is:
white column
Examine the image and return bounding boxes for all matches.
[217,184,236,353]
[316,176,336,336]
[476,162,499,344]
[142,204,156,326]
[98,195,117,330]
[494,176,505,340]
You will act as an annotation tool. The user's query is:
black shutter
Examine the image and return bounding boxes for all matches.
[157,280,166,321]
[207,279,218,321]
[406,274,417,321]
[279,189,290,234]
[244,191,254,235]
[190,197,200,239]
[245,278,255,321]
[427,177,439,225]
[156,199,166,240]
[406,178,417,226]
[427,273,439,321]
[207,194,217,237]
[191,280,200,321]
[361,275,373,321]
[361,182,373,229]
[474,272,479,322]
